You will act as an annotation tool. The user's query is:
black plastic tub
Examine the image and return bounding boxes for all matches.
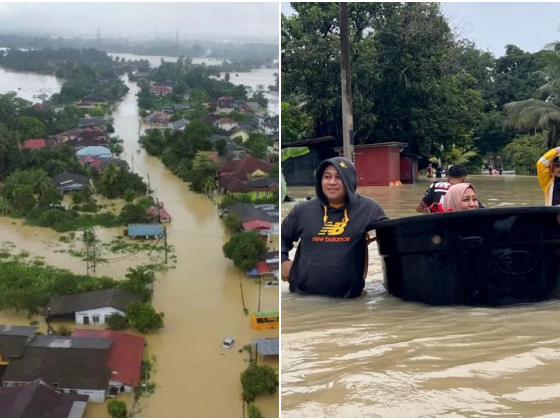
[374,207,560,306]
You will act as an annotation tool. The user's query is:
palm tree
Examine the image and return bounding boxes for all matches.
[81,184,95,203]
[505,46,560,148]
[203,177,215,201]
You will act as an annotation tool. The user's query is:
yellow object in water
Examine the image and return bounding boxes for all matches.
[250,310,279,330]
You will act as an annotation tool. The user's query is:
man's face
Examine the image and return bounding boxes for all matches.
[553,163,560,177]
[321,165,346,204]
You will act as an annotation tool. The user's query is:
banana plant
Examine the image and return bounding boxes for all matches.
[281,147,310,202]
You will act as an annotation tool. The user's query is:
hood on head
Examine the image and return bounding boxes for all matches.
[315,156,357,206]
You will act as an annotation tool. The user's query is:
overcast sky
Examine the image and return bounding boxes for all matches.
[0,2,279,42]
[281,2,560,57]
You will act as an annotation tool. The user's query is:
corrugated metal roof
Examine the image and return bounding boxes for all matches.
[252,337,279,356]
[128,224,163,236]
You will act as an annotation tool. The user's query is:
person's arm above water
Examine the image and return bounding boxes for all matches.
[417,183,435,213]
[537,148,560,189]
[281,204,301,281]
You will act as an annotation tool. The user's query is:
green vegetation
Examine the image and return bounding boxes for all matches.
[248,403,263,418]
[107,400,128,418]
[282,3,557,169]
[223,213,243,234]
[240,363,279,402]
[106,313,129,331]
[223,231,267,271]
[125,301,164,334]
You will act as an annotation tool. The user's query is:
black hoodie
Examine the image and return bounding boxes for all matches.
[281,157,388,298]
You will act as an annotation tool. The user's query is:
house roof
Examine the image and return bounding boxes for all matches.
[0,325,36,358]
[78,118,105,128]
[21,139,46,150]
[0,379,88,418]
[150,86,172,93]
[52,172,90,187]
[252,337,279,356]
[98,157,129,170]
[243,220,272,231]
[146,207,172,221]
[72,330,145,387]
[218,175,250,193]
[171,118,190,130]
[255,261,271,274]
[226,203,273,223]
[219,156,271,180]
[76,146,112,157]
[245,177,278,189]
[46,288,141,316]
[207,134,228,143]
[3,339,112,390]
[260,251,279,261]
[215,118,236,125]
[128,224,164,237]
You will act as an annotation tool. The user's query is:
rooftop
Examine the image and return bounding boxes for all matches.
[252,337,279,356]
[46,288,141,316]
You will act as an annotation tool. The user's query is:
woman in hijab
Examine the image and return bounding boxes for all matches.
[443,183,479,211]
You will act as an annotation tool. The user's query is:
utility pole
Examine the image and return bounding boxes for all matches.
[163,226,168,264]
[85,228,96,276]
[131,154,134,174]
[147,173,151,196]
[339,3,354,162]
[258,278,262,312]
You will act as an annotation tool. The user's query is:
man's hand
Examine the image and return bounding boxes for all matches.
[281,260,293,282]
[366,233,376,246]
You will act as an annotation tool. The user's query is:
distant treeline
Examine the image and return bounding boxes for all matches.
[0,34,278,64]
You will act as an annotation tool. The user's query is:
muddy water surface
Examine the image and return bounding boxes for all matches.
[282,176,560,418]
[0,69,279,417]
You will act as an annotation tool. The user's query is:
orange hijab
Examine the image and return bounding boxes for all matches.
[443,183,476,211]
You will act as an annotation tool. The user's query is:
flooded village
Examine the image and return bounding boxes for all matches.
[0,6,280,417]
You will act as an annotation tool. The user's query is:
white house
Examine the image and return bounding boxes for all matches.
[229,129,250,143]
[214,118,239,131]
[46,288,141,326]
[259,121,279,136]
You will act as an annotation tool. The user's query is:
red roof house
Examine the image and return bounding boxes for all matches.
[219,156,271,180]
[146,206,172,223]
[243,220,272,231]
[71,329,145,389]
[20,138,46,150]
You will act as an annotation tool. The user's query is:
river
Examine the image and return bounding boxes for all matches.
[281,175,560,418]
[0,68,279,417]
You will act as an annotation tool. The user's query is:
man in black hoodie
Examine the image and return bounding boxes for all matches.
[281,157,388,298]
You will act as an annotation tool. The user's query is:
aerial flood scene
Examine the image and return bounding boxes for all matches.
[281,2,560,419]
[0,2,279,418]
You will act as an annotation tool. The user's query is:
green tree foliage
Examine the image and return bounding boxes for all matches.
[107,400,127,418]
[223,231,267,270]
[16,116,46,139]
[245,133,269,159]
[215,138,228,156]
[240,363,279,402]
[280,102,313,144]
[188,151,218,193]
[503,132,546,175]
[252,91,269,109]
[248,404,263,418]
[125,301,164,333]
[282,3,485,156]
[96,164,147,199]
[224,213,243,234]
[106,313,129,330]
[0,259,118,313]
[119,204,152,225]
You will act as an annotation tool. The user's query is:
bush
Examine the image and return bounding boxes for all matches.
[220,193,252,209]
[223,213,243,234]
[80,202,99,213]
[71,192,83,204]
[107,400,127,418]
[125,302,164,333]
[223,231,268,271]
[106,313,129,330]
[55,325,72,336]
[38,209,67,227]
[124,189,136,202]
[240,363,278,402]
[119,204,151,225]
[248,403,263,418]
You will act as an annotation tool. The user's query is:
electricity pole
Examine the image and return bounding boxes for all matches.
[339,3,354,162]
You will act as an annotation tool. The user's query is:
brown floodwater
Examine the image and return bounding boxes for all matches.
[0,69,279,418]
[281,175,560,418]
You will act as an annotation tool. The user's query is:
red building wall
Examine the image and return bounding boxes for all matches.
[353,145,404,186]
[400,156,419,183]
